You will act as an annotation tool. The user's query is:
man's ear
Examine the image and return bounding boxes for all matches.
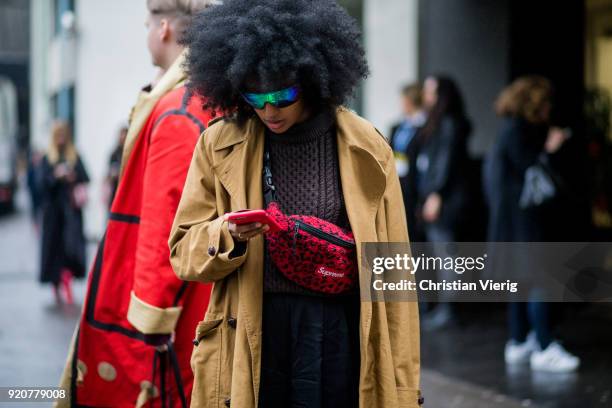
[159,18,171,42]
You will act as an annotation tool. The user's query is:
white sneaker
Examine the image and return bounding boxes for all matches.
[505,332,538,364]
[530,342,580,373]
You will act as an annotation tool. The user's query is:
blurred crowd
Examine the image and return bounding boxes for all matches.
[389,74,587,372]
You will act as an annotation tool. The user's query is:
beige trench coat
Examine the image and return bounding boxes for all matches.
[169,108,422,408]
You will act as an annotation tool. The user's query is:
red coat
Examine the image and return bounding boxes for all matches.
[69,85,213,407]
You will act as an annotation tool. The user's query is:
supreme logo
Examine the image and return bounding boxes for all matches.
[316,267,344,278]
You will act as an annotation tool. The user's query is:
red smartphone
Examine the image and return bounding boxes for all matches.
[224,209,282,233]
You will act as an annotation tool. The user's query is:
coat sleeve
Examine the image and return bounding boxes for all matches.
[126,114,202,335]
[168,128,248,284]
[380,151,422,406]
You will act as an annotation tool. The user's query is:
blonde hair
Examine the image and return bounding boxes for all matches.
[147,0,218,15]
[47,120,77,165]
[147,0,218,35]
[495,76,553,124]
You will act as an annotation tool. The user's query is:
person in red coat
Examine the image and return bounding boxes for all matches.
[57,1,216,407]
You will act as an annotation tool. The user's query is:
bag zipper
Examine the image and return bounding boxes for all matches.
[293,219,355,249]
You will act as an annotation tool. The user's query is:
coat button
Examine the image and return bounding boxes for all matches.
[224,398,231,407]
[227,317,237,329]
[97,362,117,382]
[418,396,425,405]
[207,246,216,256]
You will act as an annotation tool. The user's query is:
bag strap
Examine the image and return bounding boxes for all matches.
[151,341,188,408]
[262,134,277,205]
[168,342,188,408]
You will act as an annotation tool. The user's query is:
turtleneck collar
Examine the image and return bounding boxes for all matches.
[266,108,335,145]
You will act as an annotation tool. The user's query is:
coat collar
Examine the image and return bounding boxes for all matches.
[212,116,259,151]
[119,51,188,178]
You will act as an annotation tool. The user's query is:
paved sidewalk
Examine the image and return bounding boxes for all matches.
[422,369,536,408]
[0,185,88,407]
[421,302,612,408]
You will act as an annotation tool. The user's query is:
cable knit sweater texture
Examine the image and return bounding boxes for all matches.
[263,109,350,294]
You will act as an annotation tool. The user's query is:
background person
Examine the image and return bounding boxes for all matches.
[389,82,426,242]
[170,1,422,406]
[485,76,579,373]
[39,120,89,305]
[56,1,216,406]
[412,75,472,330]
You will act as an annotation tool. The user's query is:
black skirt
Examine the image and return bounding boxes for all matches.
[259,293,360,408]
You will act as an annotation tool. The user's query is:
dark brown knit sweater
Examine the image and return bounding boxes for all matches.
[263,109,350,294]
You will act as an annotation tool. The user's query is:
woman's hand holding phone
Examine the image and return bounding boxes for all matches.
[225,209,278,242]
[227,220,269,242]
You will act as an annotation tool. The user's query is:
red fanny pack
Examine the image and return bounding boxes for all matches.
[262,144,357,294]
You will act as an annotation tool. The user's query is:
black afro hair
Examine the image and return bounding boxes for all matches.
[182,0,369,124]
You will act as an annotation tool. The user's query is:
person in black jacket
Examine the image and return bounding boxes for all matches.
[485,77,572,242]
[416,76,472,237]
[485,76,579,373]
[411,75,472,329]
[40,120,89,304]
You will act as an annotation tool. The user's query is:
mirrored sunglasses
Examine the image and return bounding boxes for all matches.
[241,85,300,110]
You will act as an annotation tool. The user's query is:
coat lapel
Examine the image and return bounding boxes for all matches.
[211,119,266,395]
[212,119,264,211]
[212,142,248,209]
[336,108,387,240]
[335,108,388,349]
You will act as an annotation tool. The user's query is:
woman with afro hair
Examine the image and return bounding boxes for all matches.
[169,0,422,407]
